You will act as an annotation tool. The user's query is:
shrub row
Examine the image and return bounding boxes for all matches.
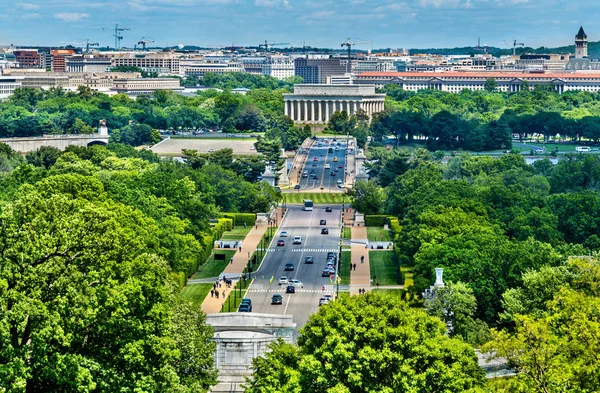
[364,215,388,227]
[389,218,402,239]
[211,218,234,240]
[222,213,256,227]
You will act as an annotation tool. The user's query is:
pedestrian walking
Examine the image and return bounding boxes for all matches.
[211,289,214,297]
[361,255,364,263]
[230,257,234,264]
[239,246,242,252]
[353,263,356,271]
[216,291,219,299]
[213,283,216,290]
[220,242,223,248]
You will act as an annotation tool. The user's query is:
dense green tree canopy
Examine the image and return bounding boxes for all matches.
[245,294,485,393]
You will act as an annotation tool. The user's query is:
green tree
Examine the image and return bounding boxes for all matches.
[245,294,485,393]
[25,146,62,169]
[350,180,386,214]
[484,78,498,92]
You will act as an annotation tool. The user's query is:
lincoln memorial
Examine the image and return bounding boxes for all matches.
[283,84,386,124]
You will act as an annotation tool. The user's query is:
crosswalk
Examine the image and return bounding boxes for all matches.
[247,289,333,293]
[265,248,338,253]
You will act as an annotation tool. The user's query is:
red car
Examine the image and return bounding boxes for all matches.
[277,240,285,246]
[313,157,318,161]
[338,164,343,168]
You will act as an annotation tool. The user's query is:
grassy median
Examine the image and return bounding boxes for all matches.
[369,251,401,286]
[283,192,350,205]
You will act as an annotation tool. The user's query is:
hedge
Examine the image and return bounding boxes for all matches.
[222,213,256,227]
[365,215,388,227]
[210,218,233,240]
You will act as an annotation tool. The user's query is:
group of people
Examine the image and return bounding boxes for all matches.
[358,288,367,294]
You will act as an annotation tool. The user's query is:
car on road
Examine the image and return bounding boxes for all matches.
[320,153,325,156]
[280,231,288,237]
[323,294,333,302]
[330,172,336,176]
[319,297,330,306]
[208,148,215,152]
[293,236,302,244]
[302,172,308,178]
[238,303,252,312]
[284,263,295,271]
[313,157,318,161]
[325,207,333,212]
[334,168,338,172]
[241,298,252,306]
[271,294,283,304]
[286,285,295,293]
[279,276,289,285]
[321,228,329,234]
[294,185,301,190]
[339,164,343,168]
[322,270,333,277]
[320,219,326,225]
[289,279,303,288]
[312,163,317,167]
[305,256,314,264]
[277,239,285,246]
[311,174,318,179]
[325,164,331,169]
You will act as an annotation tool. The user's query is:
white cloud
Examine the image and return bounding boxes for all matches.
[17,3,40,10]
[255,0,290,7]
[54,12,90,22]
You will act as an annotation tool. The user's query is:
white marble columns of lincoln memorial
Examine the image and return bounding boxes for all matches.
[284,98,385,124]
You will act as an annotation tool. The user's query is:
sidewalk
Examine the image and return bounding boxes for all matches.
[350,226,371,295]
[200,208,284,313]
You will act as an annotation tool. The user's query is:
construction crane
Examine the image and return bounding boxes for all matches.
[137,37,154,50]
[113,24,131,50]
[504,39,525,56]
[341,38,372,73]
[258,41,290,51]
[473,38,489,54]
[60,39,100,53]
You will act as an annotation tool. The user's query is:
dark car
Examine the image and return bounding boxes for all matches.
[238,303,252,312]
[334,168,338,172]
[271,294,283,304]
[312,163,317,167]
[325,207,333,212]
[286,285,296,293]
[305,256,314,264]
[294,184,301,190]
[311,175,318,179]
[320,219,326,225]
[322,270,333,277]
[241,298,252,307]
[321,228,329,234]
[284,263,295,271]
[330,172,336,176]
[277,240,285,246]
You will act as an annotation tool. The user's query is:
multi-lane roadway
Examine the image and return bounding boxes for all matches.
[246,205,343,334]
[293,138,349,192]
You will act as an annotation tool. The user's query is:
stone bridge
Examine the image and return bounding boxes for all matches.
[206,313,296,393]
[0,134,109,153]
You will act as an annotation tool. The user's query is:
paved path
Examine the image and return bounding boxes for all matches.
[350,225,371,295]
[200,209,284,314]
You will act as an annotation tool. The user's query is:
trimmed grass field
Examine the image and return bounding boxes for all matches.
[221,226,252,241]
[192,250,237,279]
[283,192,349,204]
[372,288,403,298]
[340,251,351,285]
[342,226,351,240]
[367,227,392,242]
[180,284,213,311]
[369,251,400,286]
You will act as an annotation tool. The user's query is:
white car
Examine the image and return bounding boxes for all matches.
[280,231,288,237]
[293,236,302,244]
[289,279,304,288]
[279,276,289,285]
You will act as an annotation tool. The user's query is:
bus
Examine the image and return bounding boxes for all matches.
[303,199,314,211]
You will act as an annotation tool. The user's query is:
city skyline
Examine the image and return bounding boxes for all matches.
[1,0,599,50]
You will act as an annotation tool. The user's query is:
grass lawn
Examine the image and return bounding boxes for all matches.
[221,225,252,241]
[342,226,351,240]
[283,192,349,205]
[401,266,414,287]
[192,250,237,279]
[369,251,400,286]
[340,251,351,285]
[180,284,213,311]
[367,227,392,242]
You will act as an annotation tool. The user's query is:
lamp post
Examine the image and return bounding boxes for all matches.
[336,239,342,299]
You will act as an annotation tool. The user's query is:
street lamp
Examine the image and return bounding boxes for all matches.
[336,239,342,299]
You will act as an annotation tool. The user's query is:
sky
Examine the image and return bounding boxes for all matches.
[1,0,600,50]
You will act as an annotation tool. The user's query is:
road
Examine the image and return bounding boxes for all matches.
[292,138,349,192]
[245,205,343,336]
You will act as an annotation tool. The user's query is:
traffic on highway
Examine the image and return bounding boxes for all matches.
[294,138,349,192]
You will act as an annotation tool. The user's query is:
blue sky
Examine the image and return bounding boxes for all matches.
[1,0,599,50]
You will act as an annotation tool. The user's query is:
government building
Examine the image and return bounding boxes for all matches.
[283,84,385,124]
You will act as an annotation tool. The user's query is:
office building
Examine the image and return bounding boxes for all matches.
[294,56,347,84]
[14,50,43,68]
[0,76,23,99]
[110,52,181,74]
[262,56,295,79]
[50,49,75,72]
[110,78,183,95]
[66,55,111,73]
[283,84,385,124]
[354,71,600,94]
[183,61,243,77]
